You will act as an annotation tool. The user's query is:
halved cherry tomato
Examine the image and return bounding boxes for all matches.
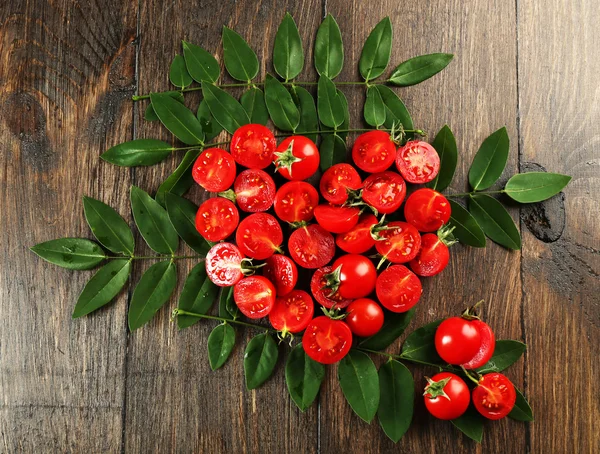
[361,171,406,215]
[461,320,496,369]
[434,317,482,365]
[409,233,450,276]
[195,197,239,242]
[274,181,319,223]
[376,265,422,312]
[352,130,396,173]
[233,275,276,319]
[273,136,320,180]
[268,290,314,333]
[375,221,421,264]
[310,267,353,309]
[288,224,335,269]
[472,373,516,420]
[346,298,384,337]
[319,164,362,205]
[313,205,360,234]
[424,373,470,420]
[404,188,451,232]
[205,242,244,287]
[192,148,236,192]
[230,124,276,169]
[395,140,440,183]
[263,254,298,297]
[235,213,283,260]
[336,213,378,254]
[327,254,377,299]
[233,169,276,212]
[302,316,352,364]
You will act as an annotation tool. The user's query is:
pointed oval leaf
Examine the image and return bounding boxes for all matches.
[150,93,205,145]
[244,333,279,390]
[144,91,184,122]
[222,26,259,81]
[359,308,415,351]
[320,134,347,171]
[31,238,105,270]
[469,194,521,250]
[476,340,526,374]
[155,148,202,208]
[378,360,414,443]
[291,86,319,142]
[317,75,344,128]
[182,41,219,83]
[359,17,392,81]
[451,406,484,443]
[197,100,224,141]
[202,83,250,134]
[101,139,174,167]
[426,125,458,191]
[505,172,571,203]
[169,54,193,88]
[240,88,269,126]
[376,85,413,133]
[400,319,444,363]
[208,323,236,370]
[321,89,350,140]
[165,193,211,255]
[509,388,534,422]
[448,200,486,247]
[264,74,300,131]
[285,344,326,412]
[389,53,454,87]
[314,14,344,78]
[468,127,510,190]
[83,197,134,256]
[177,261,219,329]
[364,85,386,127]
[273,13,304,80]
[338,350,380,423]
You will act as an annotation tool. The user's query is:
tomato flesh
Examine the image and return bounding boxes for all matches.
[235,213,283,260]
[205,242,244,287]
[233,169,276,212]
[404,188,451,232]
[375,221,421,264]
[395,140,440,183]
[274,136,320,181]
[330,254,377,299]
[233,275,276,319]
[310,267,353,309]
[434,317,482,365]
[302,316,352,364]
[268,290,314,333]
[263,254,298,297]
[274,181,319,223]
[192,148,237,192]
[336,213,378,254]
[424,372,470,420]
[288,225,335,269]
[346,298,384,337]
[461,320,496,369]
[409,233,450,276]
[230,124,276,169]
[473,373,517,420]
[195,198,239,242]
[361,171,406,214]
[314,205,360,234]
[352,130,396,173]
[319,164,362,205]
[376,265,422,312]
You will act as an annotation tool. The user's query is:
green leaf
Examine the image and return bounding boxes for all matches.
[155,148,202,208]
[319,134,347,171]
[83,197,134,256]
[359,308,415,351]
[264,74,300,131]
[314,14,344,78]
[364,85,386,127]
[273,13,304,81]
[400,319,444,363]
[376,85,413,132]
[169,54,192,88]
[101,139,174,167]
[31,238,105,270]
[208,323,236,370]
[335,89,350,139]
[144,91,185,122]
[128,260,177,331]
[476,340,526,374]
[359,17,392,81]
[165,193,211,255]
[285,344,326,412]
[182,41,220,83]
[240,88,269,126]
[218,286,233,319]
[130,186,179,254]
[448,200,486,247]
[468,127,510,191]
[317,75,344,128]
[451,406,484,443]
[197,100,223,141]
[389,53,454,87]
[177,262,219,329]
[504,172,571,203]
[202,83,250,134]
[72,259,131,318]
[426,125,458,191]
[509,388,534,422]
[244,333,279,390]
[338,350,380,423]
[291,86,319,142]
[469,194,521,250]
[222,26,259,82]
[377,360,414,443]
[150,93,205,145]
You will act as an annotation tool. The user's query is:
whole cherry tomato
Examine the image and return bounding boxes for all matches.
[320,163,362,205]
[235,213,283,260]
[274,181,319,224]
[326,254,377,299]
[472,373,516,420]
[395,140,440,183]
[230,124,276,169]
[345,298,384,337]
[195,197,239,242]
[205,242,245,287]
[409,233,450,276]
[233,169,276,212]
[268,290,314,334]
[288,224,335,269]
[376,265,422,312]
[424,373,470,420]
[313,205,360,234]
[434,317,482,365]
[336,213,378,254]
[375,221,421,264]
[352,130,396,173]
[192,148,236,192]
[273,136,320,180]
[361,171,406,215]
[310,267,353,309]
[263,254,298,297]
[404,188,451,232]
[302,316,352,364]
[233,275,276,319]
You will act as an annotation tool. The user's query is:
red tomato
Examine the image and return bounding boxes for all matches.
[409,233,450,276]
[404,188,451,232]
[345,298,384,337]
[375,221,421,264]
[268,290,315,333]
[302,316,352,364]
[273,136,320,180]
[195,197,239,242]
[205,242,244,287]
[424,373,470,420]
[361,171,406,215]
[461,320,495,369]
[395,140,440,183]
[473,373,517,420]
[235,213,283,260]
[233,169,276,212]
[336,213,378,254]
[263,254,298,297]
[352,130,396,173]
[327,254,377,299]
[376,265,422,312]
[288,225,335,269]
[192,148,236,192]
[434,317,482,365]
[233,275,276,319]
[319,164,362,205]
[310,267,353,309]
[274,181,319,223]
[230,124,276,169]
[313,205,360,234]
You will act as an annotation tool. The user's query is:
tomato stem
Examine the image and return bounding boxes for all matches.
[461,366,482,385]
[171,309,277,333]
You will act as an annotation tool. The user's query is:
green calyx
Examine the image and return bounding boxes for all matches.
[320,304,347,321]
[288,220,308,230]
[240,258,266,276]
[461,299,484,321]
[321,265,343,297]
[344,188,379,216]
[273,140,302,176]
[437,224,458,247]
[423,376,451,400]
[370,214,395,241]
[217,189,237,203]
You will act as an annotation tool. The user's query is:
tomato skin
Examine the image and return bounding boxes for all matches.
[195,198,239,242]
[205,242,244,287]
[274,136,320,180]
[376,265,422,312]
[409,233,450,276]
[320,164,362,205]
[434,317,482,365]
[346,298,384,337]
[230,124,276,169]
[395,140,440,183]
[424,373,470,420]
[404,188,451,232]
[235,213,283,260]
[233,169,276,212]
[233,275,276,319]
[268,290,314,333]
[314,205,361,234]
[302,316,353,364]
[310,267,353,309]
[263,254,298,297]
[192,148,237,192]
[461,320,496,369]
[274,181,319,223]
[473,373,517,420]
[375,221,421,264]
[352,130,396,173]
[361,171,407,214]
[288,225,335,269]
[336,213,378,254]
[330,254,377,299]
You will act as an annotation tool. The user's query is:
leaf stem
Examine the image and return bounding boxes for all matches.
[171,309,277,332]
[446,190,506,198]
[357,347,461,372]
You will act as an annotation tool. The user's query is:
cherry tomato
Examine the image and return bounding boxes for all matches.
[336,213,378,254]
[273,136,320,180]
[263,254,298,297]
[313,205,360,234]
[288,224,335,269]
[345,298,384,337]
[461,320,496,369]
[424,373,470,420]
[233,275,276,319]
[404,188,451,232]
[274,181,319,223]
[375,221,421,264]
[268,290,315,333]
[302,316,352,364]
[310,267,353,309]
[409,233,450,276]
[376,265,422,312]
[235,213,283,260]
[361,171,406,215]
[434,317,482,365]
[472,373,516,420]
[195,197,239,242]
[319,164,362,205]
[395,140,440,183]
[329,255,377,299]
[205,242,244,287]
[352,130,396,173]
[230,124,276,169]
[192,148,236,192]
[233,169,276,212]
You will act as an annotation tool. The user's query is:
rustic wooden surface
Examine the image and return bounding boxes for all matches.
[1,0,598,452]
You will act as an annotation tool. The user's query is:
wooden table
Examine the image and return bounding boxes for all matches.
[1,0,598,452]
